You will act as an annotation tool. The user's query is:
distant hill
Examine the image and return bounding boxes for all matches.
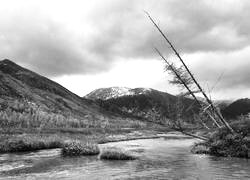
[222,98,250,119]
[0,59,141,129]
[214,100,233,111]
[85,87,201,124]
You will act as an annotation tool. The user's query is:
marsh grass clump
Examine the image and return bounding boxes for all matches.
[0,135,63,153]
[100,147,137,160]
[61,141,100,156]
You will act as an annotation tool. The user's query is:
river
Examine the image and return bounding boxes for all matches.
[0,136,249,179]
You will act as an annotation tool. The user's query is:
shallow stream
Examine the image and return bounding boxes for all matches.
[0,136,249,179]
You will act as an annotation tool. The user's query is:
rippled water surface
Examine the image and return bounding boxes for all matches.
[0,137,250,179]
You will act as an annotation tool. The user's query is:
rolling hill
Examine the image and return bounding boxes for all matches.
[0,59,99,115]
[0,59,143,129]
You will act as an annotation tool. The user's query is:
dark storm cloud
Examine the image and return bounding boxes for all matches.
[1,0,250,78]
[88,0,250,59]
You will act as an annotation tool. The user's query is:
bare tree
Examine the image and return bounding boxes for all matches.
[155,48,222,129]
[146,12,235,134]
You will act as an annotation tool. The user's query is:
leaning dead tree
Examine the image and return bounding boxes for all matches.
[146,12,235,134]
[155,48,222,129]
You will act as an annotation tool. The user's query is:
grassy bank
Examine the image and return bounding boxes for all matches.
[0,134,64,153]
[191,119,250,158]
[0,127,171,153]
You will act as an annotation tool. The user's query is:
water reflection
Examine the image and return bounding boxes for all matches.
[0,138,249,179]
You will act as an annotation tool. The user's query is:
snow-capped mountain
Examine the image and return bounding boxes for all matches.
[85,87,153,100]
[85,87,201,125]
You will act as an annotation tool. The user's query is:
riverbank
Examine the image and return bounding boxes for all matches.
[0,127,188,153]
[191,119,250,158]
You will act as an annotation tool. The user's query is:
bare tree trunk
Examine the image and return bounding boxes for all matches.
[157,118,209,141]
[146,12,235,134]
[155,48,221,129]
[206,111,222,128]
[171,127,208,140]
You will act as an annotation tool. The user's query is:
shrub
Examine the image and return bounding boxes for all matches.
[191,119,250,158]
[208,134,249,158]
[61,141,100,156]
[0,105,86,130]
[100,147,137,160]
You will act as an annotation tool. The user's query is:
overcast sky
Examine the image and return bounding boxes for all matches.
[0,0,250,100]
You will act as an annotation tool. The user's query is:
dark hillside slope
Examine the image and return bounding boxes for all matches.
[0,59,98,115]
[222,98,250,119]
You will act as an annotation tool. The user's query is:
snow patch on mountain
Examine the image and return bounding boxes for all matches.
[85,87,153,100]
[106,87,134,99]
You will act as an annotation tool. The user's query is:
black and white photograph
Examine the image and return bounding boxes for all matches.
[0,0,250,179]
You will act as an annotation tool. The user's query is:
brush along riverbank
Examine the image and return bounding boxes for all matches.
[191,119,250,158]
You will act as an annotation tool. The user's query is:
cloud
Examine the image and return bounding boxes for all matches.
[88,0,250,58]
[53,58,169,96]
[0,1,111,76]
[1,0,250,79]
[176,46,250,99]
